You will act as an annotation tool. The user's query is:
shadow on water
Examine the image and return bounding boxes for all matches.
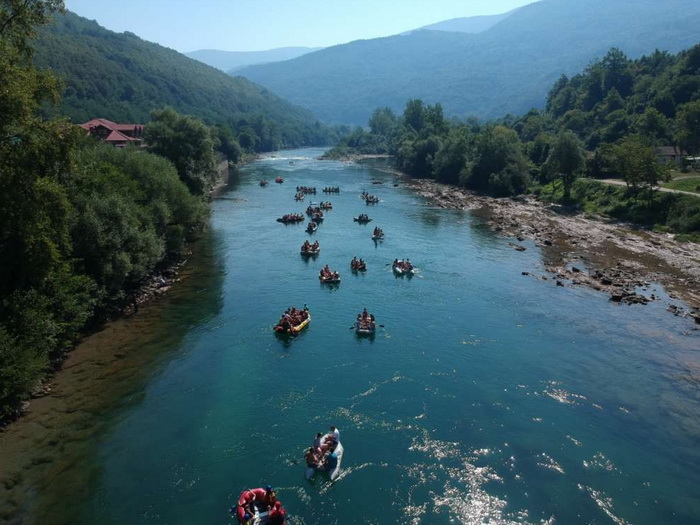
[0,230,226,524]
[300,253,319,265]
[274,331,299,350]
[355,332,377,344]
[418,207,441,228]
[225,166,242,192]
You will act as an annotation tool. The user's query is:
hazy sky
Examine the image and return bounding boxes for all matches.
[62,0,535,53]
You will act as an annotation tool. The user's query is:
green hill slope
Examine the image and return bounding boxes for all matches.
[33,12,326,147]
[237,0,700,125]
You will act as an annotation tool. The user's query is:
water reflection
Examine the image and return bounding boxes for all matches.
[224,165,242,192]
[0,230,226,523]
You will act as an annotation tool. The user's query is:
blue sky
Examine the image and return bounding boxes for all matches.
[63,0,535,53]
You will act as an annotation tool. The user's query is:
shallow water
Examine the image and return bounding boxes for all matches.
[1,148,699,524]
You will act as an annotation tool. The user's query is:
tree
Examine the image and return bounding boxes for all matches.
[144,107,217,195]
[367,107,398,154]
[634,107,670,144]
[402,99,425,133]
[464,125,530,196]
[0,0,64,56]
[368,107,397,138]
[432,127,471,185]
[0,0,85,418]
[675,100,700,155]
[544,130,585,201]
[612,135,671,199]
[601,47,632,97]
[212,124,242,163]
[526,132,554,166]
[0,0,71,297]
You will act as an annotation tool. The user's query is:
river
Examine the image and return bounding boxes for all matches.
[1,148,699,524]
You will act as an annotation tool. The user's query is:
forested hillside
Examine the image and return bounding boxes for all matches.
[238,0,700,125]
[328,44,700,235]
[546,47,700,152]
[34,12,334,150]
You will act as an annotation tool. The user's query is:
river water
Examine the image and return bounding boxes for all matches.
[1,148,699,524]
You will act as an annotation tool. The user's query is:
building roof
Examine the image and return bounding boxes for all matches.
[105,129,134,143]
[655,146,687,156]
[79,118,142,132]
[79,118,144,145]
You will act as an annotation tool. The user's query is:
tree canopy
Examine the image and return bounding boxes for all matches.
[544,130,585,201]
[0,2,209,421]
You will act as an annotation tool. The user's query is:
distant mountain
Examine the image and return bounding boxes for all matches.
[33,12,325,147]
[418,10,516,34]
[185,46,322,72]
[237,0,700,125]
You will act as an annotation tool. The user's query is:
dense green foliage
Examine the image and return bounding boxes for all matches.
[543,178,700,236]
[0,2,209,421]
[239,0,700,125]
[328,100,532,197]
[145,108,218,195]
[546,46,700,150]
[33,11,340,152]
[327,42,700,235]
[543,130,586,201]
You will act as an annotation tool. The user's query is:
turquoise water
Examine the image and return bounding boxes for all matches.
[29,149,700,524]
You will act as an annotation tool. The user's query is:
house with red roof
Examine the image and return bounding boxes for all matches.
[79,118,145,147]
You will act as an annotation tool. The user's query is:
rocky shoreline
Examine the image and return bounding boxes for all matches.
[405,178,700,325]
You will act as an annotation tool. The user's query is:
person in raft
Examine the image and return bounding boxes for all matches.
[305,446,320,467]
[313,432,323,453]
[268,500,287,525]
[261,485,277,510]
[235,489,257,522]
[318,425,340,454]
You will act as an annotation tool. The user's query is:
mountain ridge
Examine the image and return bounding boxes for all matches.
[236,0,700,125]
[186,46,322,72]
[417,9,518,34]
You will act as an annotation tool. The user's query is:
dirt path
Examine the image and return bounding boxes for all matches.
[598,178,700,197]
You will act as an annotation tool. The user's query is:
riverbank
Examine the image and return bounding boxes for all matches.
[405,177,700,322]
[0,162,235,428]
[114,158,232,317]
[0,226,223,522]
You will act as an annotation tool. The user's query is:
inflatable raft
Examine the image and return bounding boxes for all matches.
[232,487,286,524]
[274,310,310,335]
[392,259,415,276]
[306,434,344,481]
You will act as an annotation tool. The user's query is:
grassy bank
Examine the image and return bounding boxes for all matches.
[533,178,700,242]
[662,176,700,194]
